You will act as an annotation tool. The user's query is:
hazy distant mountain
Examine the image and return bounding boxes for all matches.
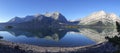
[79,11,120,27]
[68,20,80,25]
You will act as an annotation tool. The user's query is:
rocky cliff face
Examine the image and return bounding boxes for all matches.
[79,11,120,27]
[8,12,67,23]
[6,12,68,29]
[45,12,67,23]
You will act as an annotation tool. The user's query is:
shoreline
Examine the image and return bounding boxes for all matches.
[0,40,118,53]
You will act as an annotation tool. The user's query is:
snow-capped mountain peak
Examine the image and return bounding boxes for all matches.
[34,13,41,17]
[87,10,106,19]
[44,12,60,19]
[44,12,67,23]
[94,10,106,15]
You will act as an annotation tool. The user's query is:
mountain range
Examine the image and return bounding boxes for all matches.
[8,12,68,23]
[4,12,69,29]
[0,11,120,29]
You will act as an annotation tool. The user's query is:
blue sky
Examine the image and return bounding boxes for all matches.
[0,0,120,22]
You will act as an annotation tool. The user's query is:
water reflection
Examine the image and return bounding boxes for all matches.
[78,28,119,42]
[0,28,95,47]
[4,28,79,41]
[0,27,119,47]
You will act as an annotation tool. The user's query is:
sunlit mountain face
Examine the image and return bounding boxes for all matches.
[79,11,120,28]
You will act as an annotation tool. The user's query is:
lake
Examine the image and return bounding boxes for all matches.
[0,28,118,47]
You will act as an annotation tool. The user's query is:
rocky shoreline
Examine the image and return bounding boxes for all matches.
[0,40,118,53]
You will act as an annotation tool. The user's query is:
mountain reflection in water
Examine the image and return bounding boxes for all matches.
[5,28,79,41]
[0,27,119,47]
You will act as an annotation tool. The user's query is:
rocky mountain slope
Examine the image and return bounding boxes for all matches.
[79,11,120,27]
[4,12,69,29]
[1,11,120,29]
[8,12,67,23]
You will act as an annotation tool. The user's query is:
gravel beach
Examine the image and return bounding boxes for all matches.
[0,40,118,53]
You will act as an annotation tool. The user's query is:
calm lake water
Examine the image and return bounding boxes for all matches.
[0,28,118,47]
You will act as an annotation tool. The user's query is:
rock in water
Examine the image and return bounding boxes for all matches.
[0,36,3,39]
